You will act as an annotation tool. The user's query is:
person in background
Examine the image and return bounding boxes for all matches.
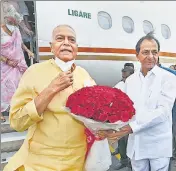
[3,1,34,66]
[99,32,176,171]
[113,66,134,170]
[114,67,134,92]
[173,99,176,167]
[124,62,134,70]
[157,57,176,169]
[157,57,176,75]
[2,1,33,36]
[0,2,34,122]
[18,1,34,67]
[169,65,176,70]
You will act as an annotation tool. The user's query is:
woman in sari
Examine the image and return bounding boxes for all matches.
[3,24,96,171]
[1,2,34,122]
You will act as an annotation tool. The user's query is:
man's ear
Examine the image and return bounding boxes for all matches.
[136,53,139,61]
[49,42,52,48]
[49,42,53,53]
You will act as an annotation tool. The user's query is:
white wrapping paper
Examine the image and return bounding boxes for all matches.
[66,108,134,171]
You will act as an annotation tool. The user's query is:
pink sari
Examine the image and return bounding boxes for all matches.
[1,27,28,112]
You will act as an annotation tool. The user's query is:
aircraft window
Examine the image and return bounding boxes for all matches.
[161,24,171,39]
[97,11,112,30]
[122,16,134,33]
[143,20,154,34]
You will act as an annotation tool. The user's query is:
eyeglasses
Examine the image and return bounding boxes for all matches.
[141,50,158,57]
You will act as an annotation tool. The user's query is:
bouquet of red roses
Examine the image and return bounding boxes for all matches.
[66,85,135,171]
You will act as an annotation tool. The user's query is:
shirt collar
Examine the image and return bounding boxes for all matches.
[151,65,160,75]
[139,65,160,78]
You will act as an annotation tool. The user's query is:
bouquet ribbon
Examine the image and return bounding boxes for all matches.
[85,128,102,158]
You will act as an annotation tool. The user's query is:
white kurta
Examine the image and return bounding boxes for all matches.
[114,81,125,92]
[124,65,176,160]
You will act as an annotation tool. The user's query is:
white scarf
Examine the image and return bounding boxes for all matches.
[1,24,16,44]
[55,57,75,72]
[6,24,15,32]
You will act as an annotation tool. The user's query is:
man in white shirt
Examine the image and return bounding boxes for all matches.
[99,32,176,171]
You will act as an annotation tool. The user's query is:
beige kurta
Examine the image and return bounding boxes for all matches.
[4,59,96,171]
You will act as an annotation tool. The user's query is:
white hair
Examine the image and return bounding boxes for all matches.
[1,1,23,24]
[52,24,76,40]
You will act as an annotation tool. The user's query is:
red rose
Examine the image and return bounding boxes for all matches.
[99,113,108,122]
[109,115,121,123]
[121,111,131,122]
[66,85,135,123]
